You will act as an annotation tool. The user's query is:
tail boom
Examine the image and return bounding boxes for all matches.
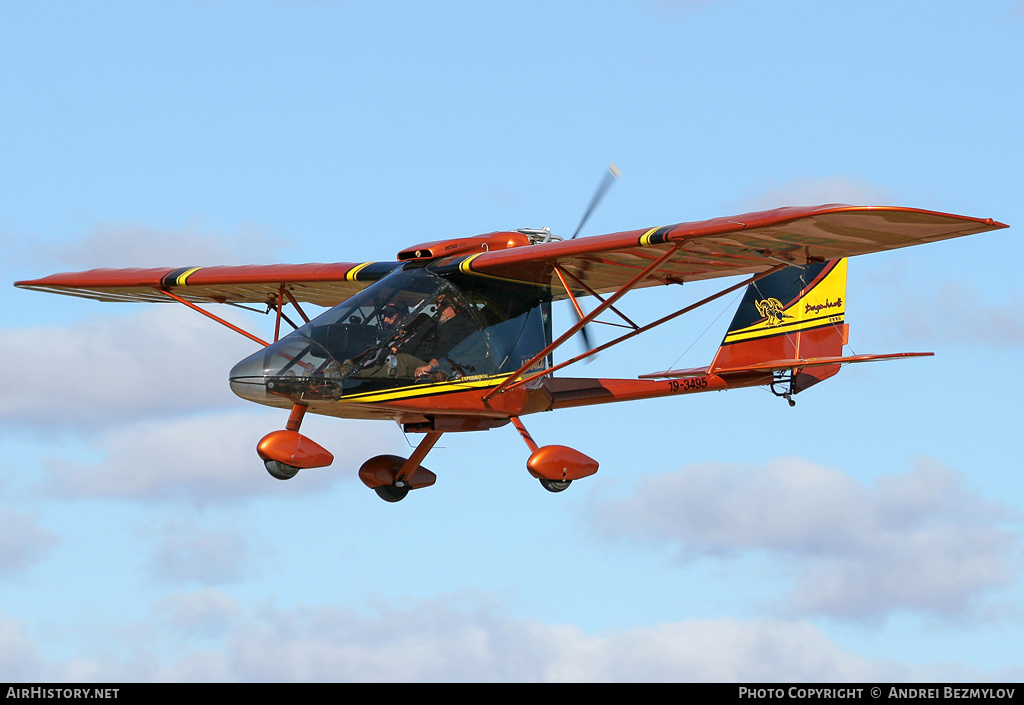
[640,258,933,399]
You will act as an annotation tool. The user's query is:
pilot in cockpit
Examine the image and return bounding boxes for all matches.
[329,301,409,378]
[341,294,477,382]
[380,301,408,330]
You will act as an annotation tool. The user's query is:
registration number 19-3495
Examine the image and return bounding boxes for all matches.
[668,377,708,393]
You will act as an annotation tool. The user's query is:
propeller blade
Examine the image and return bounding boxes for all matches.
[564,164,620,361]
[570,163,620,240]
[568,302,595,363]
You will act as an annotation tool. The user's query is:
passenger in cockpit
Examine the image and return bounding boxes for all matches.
[381,294,477,381]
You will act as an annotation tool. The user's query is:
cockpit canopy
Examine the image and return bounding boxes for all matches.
[229,266,552,406]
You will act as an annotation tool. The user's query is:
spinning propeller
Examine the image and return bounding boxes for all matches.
[571,163,620,241]
[567,164,620,355]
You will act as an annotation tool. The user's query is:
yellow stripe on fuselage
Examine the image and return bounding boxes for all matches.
[339,374,507,404]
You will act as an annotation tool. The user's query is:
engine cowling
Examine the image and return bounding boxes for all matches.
[397,231,531,261]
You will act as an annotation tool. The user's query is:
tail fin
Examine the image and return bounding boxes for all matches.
[710,258,848,393]
[638,257,932,396]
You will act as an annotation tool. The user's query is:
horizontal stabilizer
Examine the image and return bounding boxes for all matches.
[639,351,932,379]
[637,366,711,379]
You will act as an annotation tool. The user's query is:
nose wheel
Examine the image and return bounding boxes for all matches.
[539,478,572,493]
[257,404,334,481]
[264,459,300,481]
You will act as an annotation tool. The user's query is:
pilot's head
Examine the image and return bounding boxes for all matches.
[381,302,408,326]
[436,295,458,320]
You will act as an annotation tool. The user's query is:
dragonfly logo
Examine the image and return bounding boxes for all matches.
[755,298,791,327]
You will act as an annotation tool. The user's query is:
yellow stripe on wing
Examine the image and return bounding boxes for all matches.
[639,227,660,247]
[454,252,560,291]
[175,267,203,287]
[459,252,486,274]
[345,262,373,282]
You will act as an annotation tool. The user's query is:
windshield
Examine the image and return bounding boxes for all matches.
[229,266,551,406]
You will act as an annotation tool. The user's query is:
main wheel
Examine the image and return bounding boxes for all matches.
[539,478,572,493]
[374,484,410,503]
[265,459,300,481]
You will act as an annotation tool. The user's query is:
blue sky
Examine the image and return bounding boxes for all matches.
[1,0,1022,682]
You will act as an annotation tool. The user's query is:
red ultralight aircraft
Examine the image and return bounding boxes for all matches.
[16,203,1006,502]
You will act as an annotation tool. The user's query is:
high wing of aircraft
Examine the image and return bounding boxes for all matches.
[16,204,1007,502]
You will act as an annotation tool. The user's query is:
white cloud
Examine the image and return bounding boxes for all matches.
[0,614,46,681]
[1,595,926,682]
[0,509,57,576]
[209,607,884,682]
[160,589,243,638]
[146,521,256,585]
[589,458,1020,618]
[868,279,1024,348]
[48,221,290,270]
[0,307,265,430]
[42,409,395,505]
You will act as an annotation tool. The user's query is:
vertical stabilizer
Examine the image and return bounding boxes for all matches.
[711,259,848,392]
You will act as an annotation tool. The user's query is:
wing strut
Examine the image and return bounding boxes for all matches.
[488,263,789,398]
[160,288,271,347]
[272,285,312,342]
[484,246,684,400]
[158,282,314,347]
[553,263,639,331]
